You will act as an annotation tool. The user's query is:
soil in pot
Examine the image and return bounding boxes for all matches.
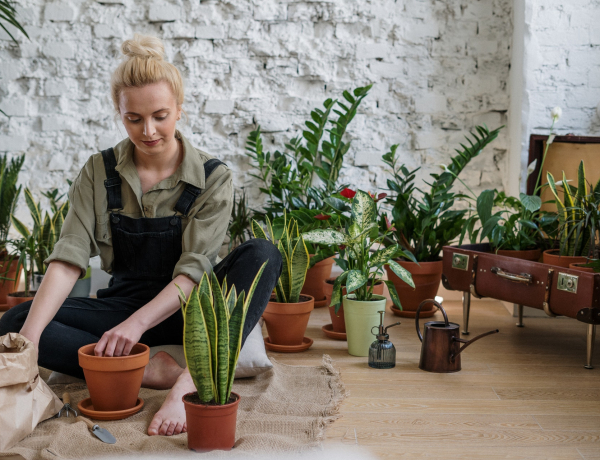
[6,291,36,309]
[385,260,443,318]
[543,249,587,269]
[301,256,335,307]
[569,262,594,273]
[0,258,22,311]
[78,343,149,412]
[344,294,387,357]
[323,278,384,333]
[183,392,241,452]
[496,248,542,262]
[262,294,314,346]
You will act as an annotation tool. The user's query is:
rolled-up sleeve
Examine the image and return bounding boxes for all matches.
[173,168,233,283]
[44,162,99,278]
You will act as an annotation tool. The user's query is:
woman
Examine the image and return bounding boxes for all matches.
[0,34,281,437]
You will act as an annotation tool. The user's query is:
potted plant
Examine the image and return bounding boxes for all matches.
[5,233,37,309]
[381,125,503,317]
[252,214,313,351]
[180,264,266,451]
[0,154,25,310]
[544,161,600,268]
[245,86,371,306]
[304,190,415,357]
[226,189,253,253]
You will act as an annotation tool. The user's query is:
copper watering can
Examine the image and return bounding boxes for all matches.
[416,299,499,373]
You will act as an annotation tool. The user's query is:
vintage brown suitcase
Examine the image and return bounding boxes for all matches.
[442,244,600,369]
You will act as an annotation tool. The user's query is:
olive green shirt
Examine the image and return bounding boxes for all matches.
[45,131,233,283]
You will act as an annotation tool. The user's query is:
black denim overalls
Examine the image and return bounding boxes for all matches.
[96,147,224,301]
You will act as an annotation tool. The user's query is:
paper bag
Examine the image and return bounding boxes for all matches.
[0,333,63,451]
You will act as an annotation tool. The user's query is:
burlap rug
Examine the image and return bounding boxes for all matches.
[2,355,346,459]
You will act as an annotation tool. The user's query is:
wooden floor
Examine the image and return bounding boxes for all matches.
[266,298,600,459]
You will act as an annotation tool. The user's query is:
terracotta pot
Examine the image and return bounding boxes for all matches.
[6,291,36,309]
[542,249,587,269]
[262,295,314,346]
[78,343,149,412]
[301,256,334,307]
[183,392,240,452]
[0,258,22,311]
[323,278,384,333]
[385,260,443,318]
[569,262,594,273]
[496,248,542,262]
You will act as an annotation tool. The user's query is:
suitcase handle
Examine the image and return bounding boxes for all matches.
[491,266,533,284]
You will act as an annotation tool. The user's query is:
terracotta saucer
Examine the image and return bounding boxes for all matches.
[313,296,328,308]
[390,305,436,318]
[322,324,347,341]
[77,397,144,421]
[264,336,313,353]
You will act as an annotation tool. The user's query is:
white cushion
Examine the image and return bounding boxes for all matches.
[47,320,271,384]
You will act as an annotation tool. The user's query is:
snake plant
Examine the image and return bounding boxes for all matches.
[547,161,600,258]
[303,189,416,313]
[251,214,310,304]
[180,263,266,405]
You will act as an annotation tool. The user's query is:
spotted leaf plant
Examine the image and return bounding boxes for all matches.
[179,263,266,405]
[251,214,310,303]
[303,189,416,313]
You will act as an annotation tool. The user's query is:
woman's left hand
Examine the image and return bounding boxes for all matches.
[95,318,145,357]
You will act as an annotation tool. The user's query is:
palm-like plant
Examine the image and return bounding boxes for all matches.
[0,154,25,252]
[180,264,266,405]
[227,190,253,252]
[251,214,309,304]
[0,0,29,45]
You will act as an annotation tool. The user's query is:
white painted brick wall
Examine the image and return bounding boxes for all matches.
[0,0,512,226]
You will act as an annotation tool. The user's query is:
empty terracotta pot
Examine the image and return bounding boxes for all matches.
[301,256,335,307]
[0,258,22,311]
[542,249,587,269]
[6,291,36,309]
[569,262,594,273]
[323,278,384,333]
[183,392,240,452]
[262,295,314,346]
[496,248,542,262]
[78,343,149,412]
[385,260,443,318]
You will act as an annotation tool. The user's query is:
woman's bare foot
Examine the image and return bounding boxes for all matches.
[142,351,185,390]
[148,368,194,436]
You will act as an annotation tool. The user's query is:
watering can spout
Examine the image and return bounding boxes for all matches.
[450,329,499,362]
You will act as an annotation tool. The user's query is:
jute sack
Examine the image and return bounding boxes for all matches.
[0,333,62,450]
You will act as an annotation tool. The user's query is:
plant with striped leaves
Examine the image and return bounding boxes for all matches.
[251,214,310,304]
[303,189,416,313]
[180,263,266,405]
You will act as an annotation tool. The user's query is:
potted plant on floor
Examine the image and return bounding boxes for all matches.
[304,190,415,357]
[181,264,266,451]
[0,154,25,310]
[544,161,600,268]
[5,232,37,309]
[381,125,503,318]
[252,214,314,352]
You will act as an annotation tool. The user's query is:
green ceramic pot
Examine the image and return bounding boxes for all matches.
[343,294,387,357]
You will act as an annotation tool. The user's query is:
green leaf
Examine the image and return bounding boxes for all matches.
[346,269,367,293]
[289,236,310,303]
[251,219,269,241]
[198,290,218,398]
[385,280,402,310]
[351,190,377,229]
[476,189,495,224]
[519,193,542,213]
[211,273,230,404]
[302,229,348,246]
[387,260,415,288]
[330,270,349,312]
[10,215,30,238]
[371,245,398,265]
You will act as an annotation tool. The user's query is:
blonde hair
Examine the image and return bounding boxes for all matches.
[111,34,184,114]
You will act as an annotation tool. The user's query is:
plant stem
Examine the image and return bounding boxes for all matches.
[534,118,556,195]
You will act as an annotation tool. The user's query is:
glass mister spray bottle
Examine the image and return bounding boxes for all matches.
[368,311,400,369]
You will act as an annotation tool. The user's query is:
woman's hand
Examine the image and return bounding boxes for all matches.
[94,318,145,357]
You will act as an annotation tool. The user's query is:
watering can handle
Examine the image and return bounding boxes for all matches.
[415,299,449,342]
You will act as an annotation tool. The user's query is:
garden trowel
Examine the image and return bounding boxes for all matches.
[76,416,117,444]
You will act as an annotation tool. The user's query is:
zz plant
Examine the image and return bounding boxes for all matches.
[251,214,309,304]
[303,190,415,313]
[180,264,266,405]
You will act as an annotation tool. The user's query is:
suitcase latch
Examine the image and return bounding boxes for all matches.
[452,253,469,271]
[557,272,578,294]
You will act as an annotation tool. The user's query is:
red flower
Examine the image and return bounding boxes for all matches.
[340,188,356,199]
[339,245,347,250]
[315,214,331,221]
[377,193,387,201]
[385,215,396,232]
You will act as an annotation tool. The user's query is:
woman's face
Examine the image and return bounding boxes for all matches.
[118,81,182,158]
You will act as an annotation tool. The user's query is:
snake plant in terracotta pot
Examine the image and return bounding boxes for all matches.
[180,264,266,452]
[304,190,415,356]
[252,214,313,351]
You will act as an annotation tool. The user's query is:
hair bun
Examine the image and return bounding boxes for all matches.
[121,33,165,60]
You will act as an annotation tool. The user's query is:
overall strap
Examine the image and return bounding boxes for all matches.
[174,158,226,217]
[101,147,123,211]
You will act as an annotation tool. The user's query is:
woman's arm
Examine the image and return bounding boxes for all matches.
[19,261,81,351]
